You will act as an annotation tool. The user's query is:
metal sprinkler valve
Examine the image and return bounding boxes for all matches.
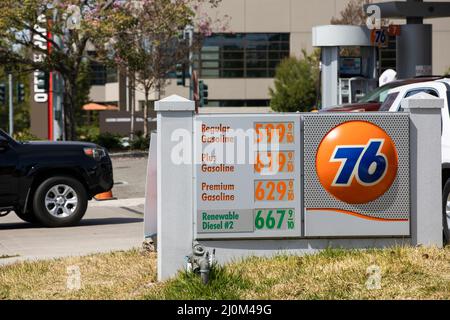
[186,241,215,284]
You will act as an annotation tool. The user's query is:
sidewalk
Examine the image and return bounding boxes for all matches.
[0,204,144,266]
[89,198,145,208]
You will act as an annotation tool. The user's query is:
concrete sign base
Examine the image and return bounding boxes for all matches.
[145,94,444,281]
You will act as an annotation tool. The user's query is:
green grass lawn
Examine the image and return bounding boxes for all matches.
[0,246,449,300]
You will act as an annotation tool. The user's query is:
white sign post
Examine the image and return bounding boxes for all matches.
[154,95,195,281]
[144,132,158,239]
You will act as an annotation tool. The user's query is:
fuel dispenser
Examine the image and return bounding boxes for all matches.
[313,25,378,108]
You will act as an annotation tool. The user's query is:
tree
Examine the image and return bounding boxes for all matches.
[331,0,372,26]
[0,0,116,140]
[74,60,93,127]
[94,0,226,137]
[331,0,390,28]
[0,65,30,133]
[269,50,320,112]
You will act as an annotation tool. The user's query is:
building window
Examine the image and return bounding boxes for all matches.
[379,35,397,74]
[197,33,290,78]
[89,61,106,85]
[89,62,118,85]
[106,67,118,83]
[206,100,270,107]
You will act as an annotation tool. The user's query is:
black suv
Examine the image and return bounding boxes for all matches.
[0,129,113,227]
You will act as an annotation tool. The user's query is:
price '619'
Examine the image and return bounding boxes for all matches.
[254,151,295,174]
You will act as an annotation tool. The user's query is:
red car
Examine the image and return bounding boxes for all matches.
[319,77,443,112]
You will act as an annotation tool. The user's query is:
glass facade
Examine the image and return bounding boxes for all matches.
[89,61,107,85]
[196,33,290,78]
[106,67,118,83]
[379,35,397,74]
[89,60,117,85]
[207,100,270,107]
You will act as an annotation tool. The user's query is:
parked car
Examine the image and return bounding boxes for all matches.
[320,76,444,113]
[379,78,450,244]
[0,130,114,227]
[320,77,450,244]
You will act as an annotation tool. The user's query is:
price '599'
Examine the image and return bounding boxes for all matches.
[255,122,294,144]
[255,180,294,202]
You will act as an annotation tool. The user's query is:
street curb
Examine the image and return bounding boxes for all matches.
[89,197,145,208]
[108,151,148,158]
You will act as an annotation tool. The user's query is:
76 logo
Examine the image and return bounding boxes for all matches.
[330,139,388,187]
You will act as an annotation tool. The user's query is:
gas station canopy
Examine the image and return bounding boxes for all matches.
[367,1,450,19]
[312,25,373,47]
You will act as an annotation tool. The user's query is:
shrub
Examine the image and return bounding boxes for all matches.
[130,132,150,150]
[76,125,100,142]
[93,132,124,151]
[269,50,320,112]
[13,129,40,141]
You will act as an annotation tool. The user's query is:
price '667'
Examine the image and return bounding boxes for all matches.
[255,208,295,230]
[255,180,294,201]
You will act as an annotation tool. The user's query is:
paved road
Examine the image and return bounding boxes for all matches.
[112,156,148,199]
[0,202,144,265]
[0,157,149,266]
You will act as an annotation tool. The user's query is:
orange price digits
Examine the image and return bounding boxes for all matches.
[254,151,295,174]
[255,180,294,202]
[255,122,294,144]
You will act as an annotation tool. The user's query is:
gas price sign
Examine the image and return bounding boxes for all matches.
[194,115,301,239]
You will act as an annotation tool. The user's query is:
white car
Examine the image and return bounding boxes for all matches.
[381,77,450,243]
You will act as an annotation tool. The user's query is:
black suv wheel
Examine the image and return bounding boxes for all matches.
[14,210,38,224]
[33,176,88,227]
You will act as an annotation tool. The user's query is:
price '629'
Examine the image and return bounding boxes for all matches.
[255,180,294,202]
